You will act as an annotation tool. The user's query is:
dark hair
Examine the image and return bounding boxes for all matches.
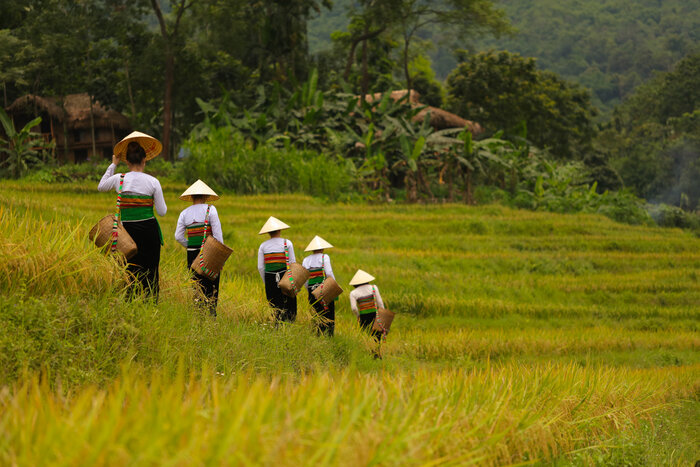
[125,141,146,165]
[191,195,207,203]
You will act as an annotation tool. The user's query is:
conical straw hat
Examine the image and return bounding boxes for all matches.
[113,131,162,161]
[305,235,333,252]
[349,269,375,286]
[259,216,290,234]
[179,179,220,202]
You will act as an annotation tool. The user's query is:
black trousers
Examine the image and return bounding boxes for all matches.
[359,312,382,343]
[187,248,220,317]
[307,286,335,336]
[265,270,297,322]
[123,218,160,300]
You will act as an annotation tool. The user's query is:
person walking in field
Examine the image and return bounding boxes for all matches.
[175,180,223,316]
[349,269,385,357]
[302,235,337,336]
[98,131,166,300]
[257,216,297,323]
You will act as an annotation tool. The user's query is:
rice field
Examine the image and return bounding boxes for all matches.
[0,179,699,465]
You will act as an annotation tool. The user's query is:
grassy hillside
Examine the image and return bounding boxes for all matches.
[0,180,698,465]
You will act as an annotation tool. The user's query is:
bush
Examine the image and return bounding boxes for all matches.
[22,159,180,183]
[182,127,353,200]
[647,204,700,230]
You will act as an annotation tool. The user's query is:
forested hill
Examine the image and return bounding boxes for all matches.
[308,0,700,113]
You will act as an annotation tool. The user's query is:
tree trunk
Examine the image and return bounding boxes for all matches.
[465,169,474,205]
[448,164,455,202]
[403,36,411,93]
[89,97,97,159]
[162,50,173,161]
[417,167,434,201]
[125,59,137,120]
[151,0,190,162]
[61,99,69,163]
[343,27,385,84]
[360,26,369,97]
[63,119,70,163]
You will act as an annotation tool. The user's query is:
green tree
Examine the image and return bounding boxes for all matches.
[446,50,597,159]
[0,107,53,178]
[392,0,510,93]
[599,51,700,208]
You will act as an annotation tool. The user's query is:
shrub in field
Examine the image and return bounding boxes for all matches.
[181,127,353,199]
[647,203,700,230]
[23,159,180,184]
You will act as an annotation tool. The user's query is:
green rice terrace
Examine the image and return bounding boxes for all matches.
[1,180,698,465]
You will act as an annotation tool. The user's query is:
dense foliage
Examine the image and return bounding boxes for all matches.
[312,0,700,115]
[598,51,700,210]
[1,0,697,224]
[473,0,700,115]
[182,128,353,200]
[445,50,597,159]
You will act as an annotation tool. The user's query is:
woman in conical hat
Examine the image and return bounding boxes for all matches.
[98,131,166,300]
[257,216,297,322]
[175,180,223,316]
[302,235,337,336]
[349,269,385,356]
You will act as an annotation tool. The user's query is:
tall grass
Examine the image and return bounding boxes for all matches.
[1,363,697,466]
[1,180,699,464]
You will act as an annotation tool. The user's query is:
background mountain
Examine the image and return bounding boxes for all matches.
[308,0,700,115]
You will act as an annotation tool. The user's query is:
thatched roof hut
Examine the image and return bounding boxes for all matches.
[7,93,130,131]
[359,89,483,135]
[6,93,131,163]
[414,106,483,134]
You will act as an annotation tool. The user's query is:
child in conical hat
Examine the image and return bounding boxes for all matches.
[257,216,297,322]
[175,180,223,316]
[349,269,385,357]
[302,235,336,336]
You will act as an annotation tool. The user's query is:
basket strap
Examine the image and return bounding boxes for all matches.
[372,285,388,340]
[110,173,125,253]
[197,204,214,278]
[284,240,297,293]
[319,254,329,311]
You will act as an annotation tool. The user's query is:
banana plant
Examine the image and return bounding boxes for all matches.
[0,108,52,179]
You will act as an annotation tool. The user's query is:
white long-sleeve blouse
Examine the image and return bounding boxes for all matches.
[257,237,296,281]
[349,284,384,317]
[174,204,224,248]
[98,163,167,216]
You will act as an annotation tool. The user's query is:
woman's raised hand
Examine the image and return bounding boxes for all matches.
[112,154,121,166]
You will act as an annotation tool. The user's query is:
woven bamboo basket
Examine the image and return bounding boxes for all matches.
[372,307,395,333]
[89,214,137,260]
[312,276,343,303]
[279,262,309,297]
[190,236,233,279]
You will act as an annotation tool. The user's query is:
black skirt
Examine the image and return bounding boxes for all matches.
[187,248,220,316]
[359,312,382,342]
[264,269,297,322]
[122,218,160,300]
[307,286,335,336]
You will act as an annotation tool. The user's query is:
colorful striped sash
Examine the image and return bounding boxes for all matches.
[186,223,213,248]
[308,267,325,285]
[119,192,163,245]
[120,194,155,221]
[356,294,377,315]
[264,251,287,272]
